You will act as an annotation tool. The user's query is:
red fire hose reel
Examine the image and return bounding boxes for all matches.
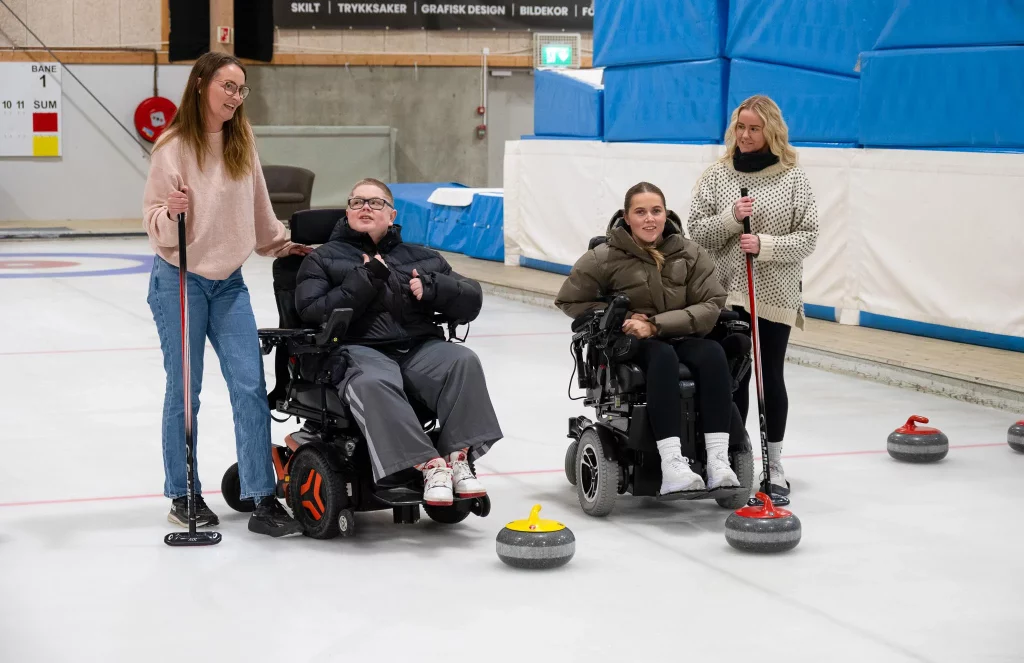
[134,96,177,143]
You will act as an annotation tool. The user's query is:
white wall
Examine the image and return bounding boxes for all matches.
[0,64,191,223]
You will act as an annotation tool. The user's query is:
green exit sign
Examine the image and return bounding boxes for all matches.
[541,44,573,67]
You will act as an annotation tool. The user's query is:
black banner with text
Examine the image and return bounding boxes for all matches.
[275,1,594,30]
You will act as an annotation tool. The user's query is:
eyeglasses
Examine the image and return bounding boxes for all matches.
[348,197,393,211]
[215,79,250,100]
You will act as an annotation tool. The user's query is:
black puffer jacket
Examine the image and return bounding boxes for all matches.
[295,220,483,347]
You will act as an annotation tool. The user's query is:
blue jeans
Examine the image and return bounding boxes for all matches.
[147,257,276,500]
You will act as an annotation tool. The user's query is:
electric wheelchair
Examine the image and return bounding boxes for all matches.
[565,233,756,517]
[219,209,491,539]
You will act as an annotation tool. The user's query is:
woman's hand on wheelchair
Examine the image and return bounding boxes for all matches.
[622,318,656,339]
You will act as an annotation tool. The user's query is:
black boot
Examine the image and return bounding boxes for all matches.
[248,496,303,538]
[168,495,219,528]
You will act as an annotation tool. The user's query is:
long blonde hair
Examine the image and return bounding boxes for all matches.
[719,94,797,168]
[623,181,666,271]
[154,52,255,180]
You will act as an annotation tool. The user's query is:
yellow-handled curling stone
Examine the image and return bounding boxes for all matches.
[496,504,575,569]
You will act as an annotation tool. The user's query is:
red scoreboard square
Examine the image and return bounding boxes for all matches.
[33,112,58,132]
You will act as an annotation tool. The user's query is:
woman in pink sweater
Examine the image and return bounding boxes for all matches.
[143,52,311,538]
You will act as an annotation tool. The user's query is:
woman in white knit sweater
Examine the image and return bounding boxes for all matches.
[687,95,819,498]
[143,52,311,537]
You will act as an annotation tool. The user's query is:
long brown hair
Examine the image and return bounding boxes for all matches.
[154,52,255,180]
[622,181,667,271]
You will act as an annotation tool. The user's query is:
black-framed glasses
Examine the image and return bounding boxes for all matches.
[348,197,393,211]
[215,79,250,100]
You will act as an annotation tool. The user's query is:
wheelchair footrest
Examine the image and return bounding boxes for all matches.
[656,485,748,502]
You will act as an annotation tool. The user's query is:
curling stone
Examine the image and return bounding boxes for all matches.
[887,415,948,463]
[724,492,801,553]
[496,504,575,570]
[1009,421,1024,453]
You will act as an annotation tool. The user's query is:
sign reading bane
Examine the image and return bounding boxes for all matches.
[276,1,594,30]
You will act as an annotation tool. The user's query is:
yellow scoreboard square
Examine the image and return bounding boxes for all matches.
[32,135,59,157]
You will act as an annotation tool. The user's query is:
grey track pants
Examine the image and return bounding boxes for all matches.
[337,339,503,481]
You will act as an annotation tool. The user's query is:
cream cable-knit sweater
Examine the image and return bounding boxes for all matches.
[143,130,297,280]
[687,159,819,329]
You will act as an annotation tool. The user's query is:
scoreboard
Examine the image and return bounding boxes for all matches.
[0,62,62,157]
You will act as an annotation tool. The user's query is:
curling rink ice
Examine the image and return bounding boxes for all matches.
[1,238,1022,663]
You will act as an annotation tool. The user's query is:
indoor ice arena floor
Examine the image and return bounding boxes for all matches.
[1,238,1021,663]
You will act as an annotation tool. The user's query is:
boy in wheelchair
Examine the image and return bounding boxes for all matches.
[292,178,503,508]
[555,182,754,515]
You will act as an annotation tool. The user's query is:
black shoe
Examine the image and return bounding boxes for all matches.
[248,497,303,538]
[168,495,219,528]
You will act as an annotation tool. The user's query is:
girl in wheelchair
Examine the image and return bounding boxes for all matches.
[555,182,740,496]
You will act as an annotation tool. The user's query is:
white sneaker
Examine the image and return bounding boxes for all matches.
[422,458,454,506]
[660,456,706,494]
[768,459,789,495]
[706,449,740,490]
[448,449,486,498]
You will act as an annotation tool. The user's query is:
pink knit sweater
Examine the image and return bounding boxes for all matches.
[142,130,296,280]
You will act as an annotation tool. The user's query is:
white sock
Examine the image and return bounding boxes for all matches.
[656,437,683,461]
[705,432,730,457]
[768,441,783,465]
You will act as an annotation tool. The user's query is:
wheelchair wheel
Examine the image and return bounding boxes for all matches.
[288,447,349,539]
[221,463,255,513]
[565,440,579,486]
[423,504,471,525]
[715,448,754,509]
[575,428,619,517]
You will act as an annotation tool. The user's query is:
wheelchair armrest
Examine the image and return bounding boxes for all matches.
[315,308,353,346]
[256,308,353,355]
[257,327,317,355]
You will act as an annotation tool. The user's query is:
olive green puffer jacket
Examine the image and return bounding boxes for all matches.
[554,212,726,338]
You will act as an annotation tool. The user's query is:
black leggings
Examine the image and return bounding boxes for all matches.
[732,307,791,443]
[635,338,733,448]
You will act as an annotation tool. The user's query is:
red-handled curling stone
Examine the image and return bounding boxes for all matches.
[724,491,801,553]
[887,415,948,463]
[1009,421,1024,453]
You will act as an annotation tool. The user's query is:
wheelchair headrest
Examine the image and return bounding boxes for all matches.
[289,208,346,246]
[592,209,684,249]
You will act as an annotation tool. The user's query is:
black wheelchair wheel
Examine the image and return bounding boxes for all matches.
[423,504,471,525]
[575,428,619,517]
[288,447,349,539]
[716,447,755,509]
[221,463,255,513]
[565,440,579,486]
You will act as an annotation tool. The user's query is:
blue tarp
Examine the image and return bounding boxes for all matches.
[388,182,463,246]
[859,46,1024,148]
[594,0,727,68]
[428,193,505,262]
[726,0,896,76]
[463,194,505,262]
[534,70,604,139]
[874,0,1024,50]
[727,59,860,144]
[603,59,728,143]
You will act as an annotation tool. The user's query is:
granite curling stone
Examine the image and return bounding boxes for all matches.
[725,491,801,553]
[887,415,948,463]
[1009,421,1024,453]
[496,504,575,569]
